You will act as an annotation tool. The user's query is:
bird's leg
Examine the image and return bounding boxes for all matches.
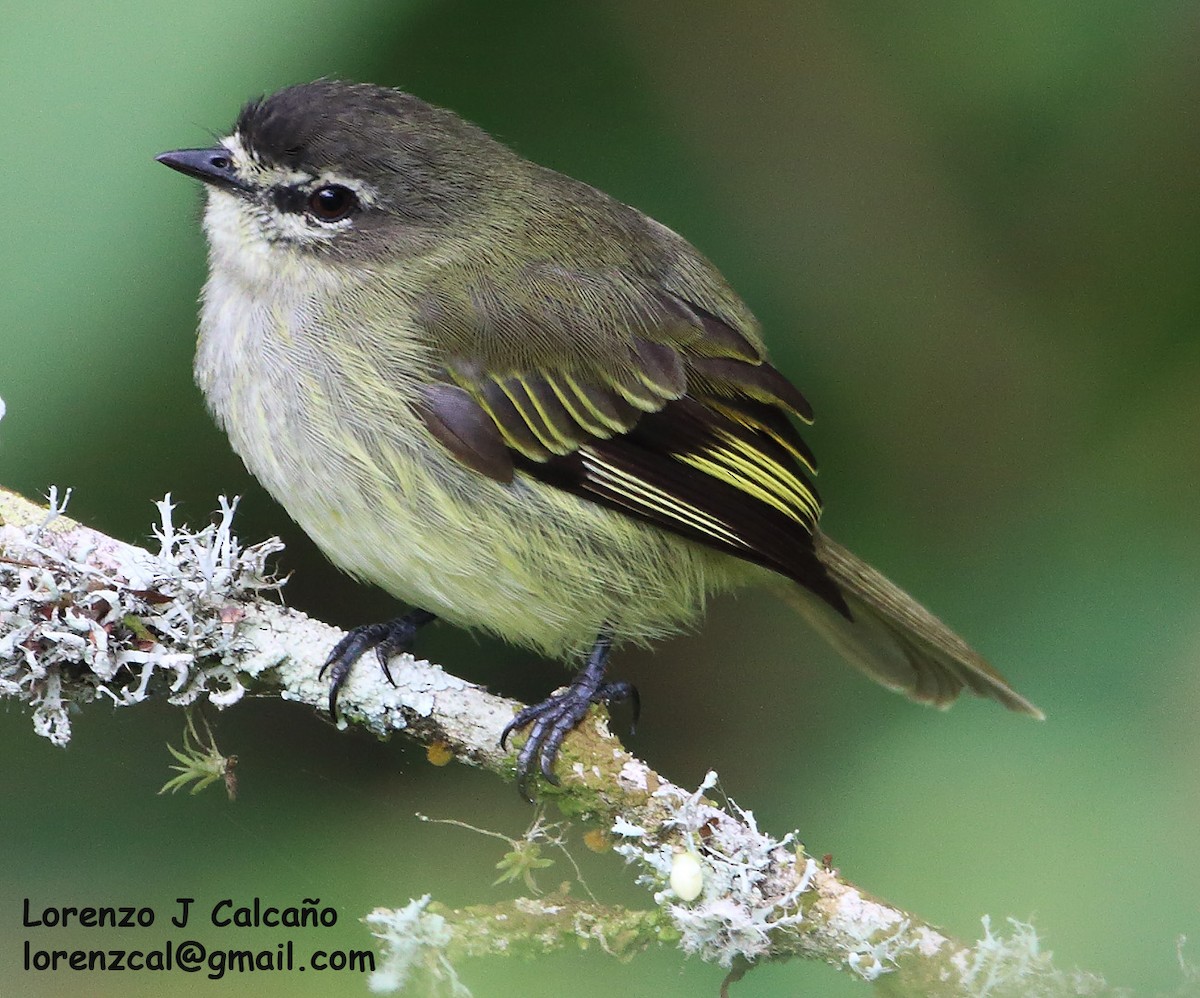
[319,608,437,716]
[500,629,639,800]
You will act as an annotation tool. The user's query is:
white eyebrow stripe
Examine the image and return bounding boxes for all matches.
[223,133,381,207]
[222,133,312,188]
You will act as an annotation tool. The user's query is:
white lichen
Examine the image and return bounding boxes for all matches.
[0,491,283,745]
[617,758,650,791]
[951,916,1119,997]
[611,770,814,967]
[365,895,471,997]
[612,816,647,839]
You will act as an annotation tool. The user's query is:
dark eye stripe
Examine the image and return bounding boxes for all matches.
[270,184,359,223]
[272,186,309,215]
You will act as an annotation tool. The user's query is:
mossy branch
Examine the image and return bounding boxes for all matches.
[0,484,1123,997]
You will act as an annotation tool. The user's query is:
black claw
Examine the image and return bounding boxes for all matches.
[374,645,397,687]
[320,609,436,718]
[501,630,639,800]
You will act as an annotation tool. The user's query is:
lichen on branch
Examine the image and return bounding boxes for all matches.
[0,485,1124,996]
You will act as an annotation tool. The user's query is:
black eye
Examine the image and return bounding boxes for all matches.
[306,185,358,222]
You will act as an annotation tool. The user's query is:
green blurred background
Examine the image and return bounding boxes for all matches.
[2,1,1198,995]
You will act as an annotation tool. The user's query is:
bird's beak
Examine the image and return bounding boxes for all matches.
[155,147,247,192]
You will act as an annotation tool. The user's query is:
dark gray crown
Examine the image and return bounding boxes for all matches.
[234,80,497,177]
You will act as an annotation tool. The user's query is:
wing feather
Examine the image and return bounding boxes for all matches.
[414,256,846,615]
[405,181,1037,717]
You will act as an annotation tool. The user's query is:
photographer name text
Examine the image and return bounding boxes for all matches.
[24,896,338,930]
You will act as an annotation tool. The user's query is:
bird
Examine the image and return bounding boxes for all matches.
[156,80,1041,795]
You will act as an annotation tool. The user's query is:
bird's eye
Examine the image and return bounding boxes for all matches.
[306,185,358,222]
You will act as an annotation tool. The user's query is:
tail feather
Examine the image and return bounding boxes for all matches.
[779,531,1043,718]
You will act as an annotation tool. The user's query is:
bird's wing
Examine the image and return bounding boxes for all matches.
[412,261,847,614]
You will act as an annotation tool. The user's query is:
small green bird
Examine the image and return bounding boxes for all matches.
[157,81,1041,794]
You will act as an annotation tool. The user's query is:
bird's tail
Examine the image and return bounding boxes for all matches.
[777,531,1043,718]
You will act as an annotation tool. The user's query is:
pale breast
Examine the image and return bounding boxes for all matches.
[193,199,753,659]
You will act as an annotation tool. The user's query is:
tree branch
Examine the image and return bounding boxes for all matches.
[0,484,1121,996]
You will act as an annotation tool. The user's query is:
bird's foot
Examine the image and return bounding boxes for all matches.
[319,608,436,716]
[500,632,638,800]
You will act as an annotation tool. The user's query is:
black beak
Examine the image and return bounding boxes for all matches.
[156,147,246,191]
